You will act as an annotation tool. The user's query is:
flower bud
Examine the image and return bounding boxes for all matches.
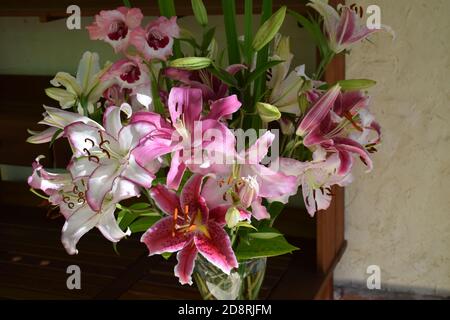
[168,57,212,70]
[252,6,287,52]
[257,102,281,123]
[191,0,208,26]
[279,117,295,135]
[225,207,241,229]
[338,79,376,91]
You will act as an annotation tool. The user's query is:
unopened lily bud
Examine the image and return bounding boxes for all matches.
[280,117,295,135]
[237,176,259,209]
[225,207,241,229]
[275,35,291,61]
[191,0,208,26]
[252,6,287,52]
[257,102,281,123]
[338,79,377,91]
[207,38,218,60]
[168,57,212,70]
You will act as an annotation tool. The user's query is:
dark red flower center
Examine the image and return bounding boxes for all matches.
[120,64,141,84]
[108,21,128,41]
[147,30,170,50]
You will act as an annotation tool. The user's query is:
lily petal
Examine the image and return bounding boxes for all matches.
[97,205,131,242]
[194,221,238,275]
[174,239,198,285]
[150,185,180,216]
[141,217,190,255]
[61,205,100,255]
[86,162,120,212]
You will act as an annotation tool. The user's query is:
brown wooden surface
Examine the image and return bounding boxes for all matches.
[314,0,346,299]
[0,0,308,20]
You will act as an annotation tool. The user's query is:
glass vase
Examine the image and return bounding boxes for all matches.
[193,255,267,300]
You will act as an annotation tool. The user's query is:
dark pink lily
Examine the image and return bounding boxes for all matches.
[308,0,394,54]
[141,174,238,285]
[132,87,241,190]
[298,88,378,175]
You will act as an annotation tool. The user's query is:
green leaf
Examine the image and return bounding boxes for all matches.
[49,128,63,148]
[201,27,216,52]
[252,6,287,52]
[161,252,173,260]
[129,202,151,210]
[221,0,241,65]
[243,0,253,65]
[235,221,257,231]
[191,0,208,26]
[129,216,160,233]
[288,9,329,59]
[118,209,140,231]
[268,201,285,221]
[248,227,282,239]
[235,235,299,261]
[208,65,238,88]
[338,79,377,91]
[245,60,283,87]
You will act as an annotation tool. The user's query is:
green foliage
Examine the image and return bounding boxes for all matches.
[221,0,241,65]
[235,234,299,261]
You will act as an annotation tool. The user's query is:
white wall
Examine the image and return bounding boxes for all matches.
[334,0,450,296]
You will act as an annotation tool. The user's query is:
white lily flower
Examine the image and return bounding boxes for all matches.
[46,51,112,115]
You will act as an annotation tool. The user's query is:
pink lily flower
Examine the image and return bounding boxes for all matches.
[132,87,241,190]
[308,0,394,54]
[141,174,238,285]
[276,149,353,216]
[130,16,180,61]
[300,90,377,175]
[87,7,143,53]
[296,84,341,137]
[28,156,137,254]
[64,104,160,212]
[201,132,298,220]
[101,56,150,94]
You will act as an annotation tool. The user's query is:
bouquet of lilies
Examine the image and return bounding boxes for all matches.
[27,0,390,286]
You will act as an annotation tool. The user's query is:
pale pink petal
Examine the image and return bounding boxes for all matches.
[250,198,270,220]
[86,162,120,212]
[112,178,140,202]
[125,7,144,29]
[103,104,132,139]
[150,185,180,216]
[141,217,190,255]
[245,131,275,164]
[174,239,198,285]
[64,122,119,157]
[194,221,238,275]
[167,151,187,190]
[97,205,131,242]
[336,7,356,46]
[27,127,60,144]
[206,95,242,121]
[67,157,98,180]
[61,205,100,255]
[201,175,231,209]
[118,121,154,152]
[121,154,155,188]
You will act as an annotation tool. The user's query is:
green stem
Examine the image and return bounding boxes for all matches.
[122,0,131,8]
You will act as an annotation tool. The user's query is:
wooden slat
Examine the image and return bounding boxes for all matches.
[0,0,308,19]
[0,75,53,167]
[314,0,346,300]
